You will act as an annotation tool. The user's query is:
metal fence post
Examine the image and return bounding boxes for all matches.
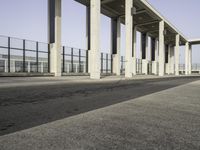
[121,56,123,74]
[86,50,88,73]
[106,54,108,73]
[23,40,26,72]
[101,53,103,73]
[8,37,11,73]
[48,44,50,73]
[79,49,81,73]
[111,54,113,74]
[71,48,74,73]
[62,46,65,73]
[36,42,39,73]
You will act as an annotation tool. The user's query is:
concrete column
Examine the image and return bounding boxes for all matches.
[165,44,171,74]
[89,0,101,79]
[170,46,175,74]
[185,42,189,75]
[125,0,133,78]
[48,0,62,77]
[141,33,148,75]
[86,6,91,73]
[158,20,165,76]
[175,34,180,76]
[111,17,121,76]
[132,26,137,75]
[155,38,159,62]
[188,44,192,74]
[152,38,158,75]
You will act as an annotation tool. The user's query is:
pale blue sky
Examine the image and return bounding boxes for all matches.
[0,0,199,63]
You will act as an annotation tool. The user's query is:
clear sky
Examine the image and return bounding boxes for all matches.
[0,0,199,63]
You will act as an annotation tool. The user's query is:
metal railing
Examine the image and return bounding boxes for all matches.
[0,35,50,73]
[62,46,88,73]
[101,52,113,74]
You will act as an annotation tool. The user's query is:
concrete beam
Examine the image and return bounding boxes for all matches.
[135,20,159,27]
[102,0,115,4]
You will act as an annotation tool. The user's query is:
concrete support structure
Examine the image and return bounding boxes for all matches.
[188,45,192,74]
[132,26,137,75]
[125,0,133,78]
[152,39,158,75]
[48,0,62,77]
[158,20,165,76]
[141,33,148,75]
[169,46,175,74]
[89,0,101,79]
[175,34,180,76]
[151,38,158,75]
[185,42,189,75]
[165,44,170,74]
[111,17,121,76]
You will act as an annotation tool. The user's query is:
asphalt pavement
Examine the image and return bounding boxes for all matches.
[0,76,200,149]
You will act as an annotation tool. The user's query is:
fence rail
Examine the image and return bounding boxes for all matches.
[101,53,113,74]
[62,46,88,73]
[0,35,50,73]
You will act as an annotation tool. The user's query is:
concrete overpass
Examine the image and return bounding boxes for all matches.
[48,0,200,79]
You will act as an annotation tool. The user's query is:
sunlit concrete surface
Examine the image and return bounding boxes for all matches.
[0,78,200,149]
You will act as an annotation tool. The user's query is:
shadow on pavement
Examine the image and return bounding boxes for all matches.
[0,76,199,136]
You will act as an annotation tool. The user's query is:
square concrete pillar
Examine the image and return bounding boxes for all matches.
[169,46,175,74]
[111,17,121,76]
[165,44,171,74]
[188,45,192,74]
[151,37,158,75]
[132,26,137,75]
[141,33,148,75]
[185,42,189,75]
[175,34,180,76]
[158,20,165,76]
[125,0,134,78]
[89,0,101,79]
[48,0,62,77]
[152,38,159,75]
